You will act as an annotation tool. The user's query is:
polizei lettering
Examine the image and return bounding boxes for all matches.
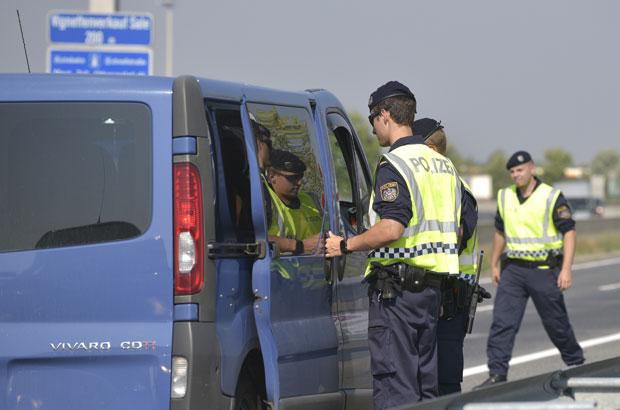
[50,340,156,352]
[410,157,455,175]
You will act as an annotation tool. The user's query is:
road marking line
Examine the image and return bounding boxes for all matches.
[464,331,620,377]
[599,282,620,291]
[573,257,620,270]
[476,305,493,313]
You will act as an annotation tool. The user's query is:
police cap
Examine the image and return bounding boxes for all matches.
[368,81,416,110]
[270,149,307,174]
[412,118,443,140]
[506,150,533,170]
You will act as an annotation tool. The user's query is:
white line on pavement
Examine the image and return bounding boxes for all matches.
[573,257,620,271]
[464,331,620,377]
[598,282,620,291]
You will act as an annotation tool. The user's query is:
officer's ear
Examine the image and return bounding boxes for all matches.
[427,144,439,153]
[380,108,391,123]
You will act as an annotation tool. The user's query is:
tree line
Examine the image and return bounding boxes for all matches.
[348,112,620,195]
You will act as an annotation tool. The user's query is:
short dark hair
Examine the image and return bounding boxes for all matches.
[251,120,271,140]
[372,95,416,127]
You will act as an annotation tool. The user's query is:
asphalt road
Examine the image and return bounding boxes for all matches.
[461,256,620,392]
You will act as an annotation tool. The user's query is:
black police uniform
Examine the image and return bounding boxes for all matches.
[486,175,585,377]
[410,117,483,395]
[368,135,476,407]
[436,188,478,395]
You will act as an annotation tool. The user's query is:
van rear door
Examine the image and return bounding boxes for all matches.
[0,75,174,410]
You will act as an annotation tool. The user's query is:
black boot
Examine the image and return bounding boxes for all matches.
[474,374,507,389]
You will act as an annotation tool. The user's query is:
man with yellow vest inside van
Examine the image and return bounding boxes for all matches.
[266,149,322,255]
[326,81,468,409]
[477,151,584,387]
[415,117,491,396]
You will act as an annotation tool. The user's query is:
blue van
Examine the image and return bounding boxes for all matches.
[0,74,375,410]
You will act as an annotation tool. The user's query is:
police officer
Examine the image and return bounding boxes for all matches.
[326,81,463,409]
[413,118,490,395]
[266,149,322,253]
[477,151,585,387]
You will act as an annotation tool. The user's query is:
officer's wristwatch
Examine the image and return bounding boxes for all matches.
[340,239,352,254]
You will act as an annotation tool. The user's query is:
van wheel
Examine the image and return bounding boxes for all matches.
[234,374,263,410]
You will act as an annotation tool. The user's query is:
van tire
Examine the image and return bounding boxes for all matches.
[233,374,263,410]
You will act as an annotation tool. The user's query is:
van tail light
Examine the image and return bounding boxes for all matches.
[173,162,204,295]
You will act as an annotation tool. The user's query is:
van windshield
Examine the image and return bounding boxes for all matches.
[0,102,152,252]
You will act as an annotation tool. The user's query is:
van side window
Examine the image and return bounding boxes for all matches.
[206,103,255,242]
[247,103,325,255]
[0,102,151,252]
[327,113,372,233]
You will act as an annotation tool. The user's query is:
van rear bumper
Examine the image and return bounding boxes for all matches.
[171,321,234,410]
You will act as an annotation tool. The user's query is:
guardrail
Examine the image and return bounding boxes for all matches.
[399,356,620,410]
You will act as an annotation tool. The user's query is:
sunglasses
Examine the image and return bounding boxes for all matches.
[368,111,381,126]
[273,170,303,184]
[368,106,390,126]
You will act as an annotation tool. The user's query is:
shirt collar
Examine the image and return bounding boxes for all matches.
[389,135,426,152]
[516,176,542,202]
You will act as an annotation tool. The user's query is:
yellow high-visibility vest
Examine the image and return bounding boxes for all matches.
[458,179,479,284]
[498,182,563,262]
[365,143,462,276]
[267,187,322,241]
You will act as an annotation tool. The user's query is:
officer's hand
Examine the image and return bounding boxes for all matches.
[325,231,343,258]
[477,286,492,303]
[491,265,501,287]
[557,267,573,291]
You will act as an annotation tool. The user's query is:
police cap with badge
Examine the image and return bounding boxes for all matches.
[368,81,417,111]
[506,150,533,170]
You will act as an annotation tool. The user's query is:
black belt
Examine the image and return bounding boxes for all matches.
[390,263,445,291]
[506,257,559,269]
[364,262,445,300]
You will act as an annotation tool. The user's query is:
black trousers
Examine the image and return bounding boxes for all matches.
[368,286,441,410]
[486,263,584,376]
[437,308,467,395]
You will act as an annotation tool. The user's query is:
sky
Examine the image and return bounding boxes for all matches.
[2,0,620,166]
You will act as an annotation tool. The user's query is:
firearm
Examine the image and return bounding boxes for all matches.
[466,250,484,334]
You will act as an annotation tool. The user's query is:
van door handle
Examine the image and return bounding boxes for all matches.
[324,257,333,283]
[337,254,346,282]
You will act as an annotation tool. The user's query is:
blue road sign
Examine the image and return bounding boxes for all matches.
[49,12,152,46]
[49,49,151,75]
